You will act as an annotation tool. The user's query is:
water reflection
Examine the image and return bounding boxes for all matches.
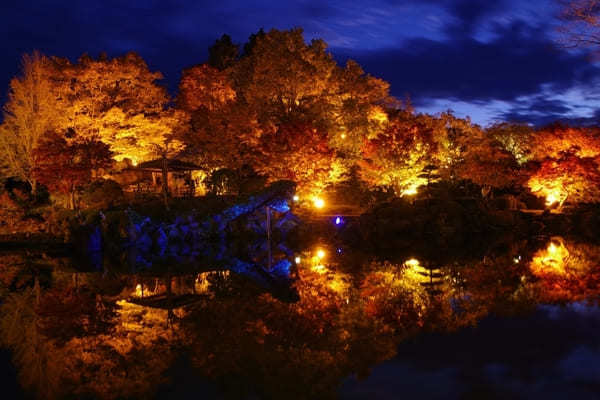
[0,236,599,399]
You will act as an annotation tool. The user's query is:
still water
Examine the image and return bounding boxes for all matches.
[0,235,599,399]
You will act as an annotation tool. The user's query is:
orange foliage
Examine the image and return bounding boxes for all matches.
[178,64,236,112]
[530,124,600,160]
[527,154,600,205]
[255,121,336,193]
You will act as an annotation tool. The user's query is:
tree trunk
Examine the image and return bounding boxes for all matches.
[30,179,37,196]
[161,155,170,211]
[34,276,40,306]
[70,189,77,210]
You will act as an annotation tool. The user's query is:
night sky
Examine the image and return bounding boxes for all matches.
[1,0,599,126]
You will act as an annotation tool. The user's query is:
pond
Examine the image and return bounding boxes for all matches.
[0,234,599,399]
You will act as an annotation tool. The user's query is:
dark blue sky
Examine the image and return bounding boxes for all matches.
[1,0,599,126]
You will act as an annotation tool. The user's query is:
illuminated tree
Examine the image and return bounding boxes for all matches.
[178,64,236,112]
[529,239,600,303]
[32,132,112,209]
[55,52,174,167]
[0,52,68,193]
[106,108,189,208]
[182,101,260,170]
[359,110,439,196]
[177,62,257,170]
[527,154,600,206]
[453,135,522,193]
[329,60,390,154]
[486,122,534,165]
[526,124,600,205]
[529,124,600,160]
[254,121,337,194]
[233,28,338,128]
[64,52,166,136]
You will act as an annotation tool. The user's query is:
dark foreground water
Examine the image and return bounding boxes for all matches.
[0,235,599,399]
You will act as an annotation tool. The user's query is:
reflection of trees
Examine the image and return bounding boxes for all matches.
[182,270,396,399]
[3,240,600,399]
[0,272,183,399]
[527,238,600,303]
[0,288,64,398]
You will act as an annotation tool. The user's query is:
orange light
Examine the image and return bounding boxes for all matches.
[313,197,325,209]
[316,249,326,259]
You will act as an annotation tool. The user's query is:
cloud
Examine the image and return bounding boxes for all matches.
[340,21,598,103]
[0,0,597,126]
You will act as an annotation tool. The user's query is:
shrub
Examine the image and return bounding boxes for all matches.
[79,179,124,210]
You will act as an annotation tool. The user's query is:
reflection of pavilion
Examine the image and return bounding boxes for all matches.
[405,259,445,296]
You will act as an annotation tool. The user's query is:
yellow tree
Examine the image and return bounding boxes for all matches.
[103,107,189,208]
[329,60,390,155]
[61,52,169,154]
[358,110,440,196]
[486,122,534,165]
[0,52,68,193]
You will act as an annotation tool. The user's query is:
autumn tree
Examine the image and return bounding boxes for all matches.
[59,52,170,164]
[527,154,600,206]
[486,122,534,165]
[433,113,523,194]
[529,123,600,160]
[254,121,337,195]
[177,63,254,171]
[0,52,68,193]
[359,109,439,196]
[105,108,189,208]
[329,60,390,155]
[452,132,523,193]
[525,124,600,205]
[233,28,339,129]
[32,132,112,209]
[178,64,236,113]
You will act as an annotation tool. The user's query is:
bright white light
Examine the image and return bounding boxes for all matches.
[401,185,419,196]
[546,193,559,206]
[295,256,301,264]
[316,249,326,259]
[404,258,420,267]
[313,197,325,208]
[293,195,299,202]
